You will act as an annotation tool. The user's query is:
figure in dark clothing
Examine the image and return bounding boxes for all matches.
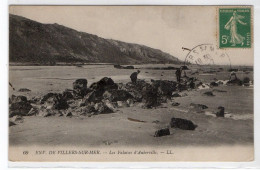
[175,67,182,83]
[130,70,140,83]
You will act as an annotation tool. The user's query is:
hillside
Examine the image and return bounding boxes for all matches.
[9,14,181,65]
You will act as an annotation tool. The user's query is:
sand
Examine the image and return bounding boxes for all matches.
[9,65,254,147]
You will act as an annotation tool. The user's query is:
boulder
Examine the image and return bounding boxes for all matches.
[126,99,134,107]
[123,80,149,102]
[171,102,180,106]
[10,95,27,103]
[72,79,90,98]
[117,101,128,108]
[142,84,159,108]
[41,93,69,110]
[27,107,39,116]
[9,101,32,117]
[62,90,74,100]
[73,79,88,90]
[89,77,118,91]
[227,78,243,86]
[172,93,181,97]
[103,89,133,102]
[10,115,24,123]
[37,109,62,117]
[190,103,208,110]
[151,80,177,97]
[170,118,197,130]
[216,106,225,117]
[9,121,16,127]
[203,91,214,96]
[94,102,114,114]
[210,82,219,87]
[84,89,105,104]
[154,128,170,137]
[243,77,250,84]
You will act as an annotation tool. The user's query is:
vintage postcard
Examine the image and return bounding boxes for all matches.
[8,6,254,162]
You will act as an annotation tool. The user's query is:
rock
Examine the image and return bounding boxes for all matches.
[41,93,69,110]
[170,118,197,130]
[94,102,114,114]
[89,77,118,91]
[10,115,24,123]
[177,83,188,91]
[62,90,74,100]
[27,107,38,116]
[172,93,181,97]
[227,78,243,86]
[9,101,32,117]
[203,91,214,96]
[84,89,105,104]
[37,109,62,117]
[142,84,159,108]
[216,106,225,117]
[73,105,96,116]
[10,95,27,103]
[210,82,219,87]
[64,111,73,117]
[190,103,208,110]
[72,79,90,98]
[117,101,128,108]
[104,100,117,111]
[9,121,16,126]
[126,99,134,107]
[73,79,88,90]
[103,89,133,102]
[197,83,210,90]
[29,96,41,104]
[18,88,31,92]
[243,77,250,84]
[151,80,177,97]
[171,102,180,106]
[154,128,170,137]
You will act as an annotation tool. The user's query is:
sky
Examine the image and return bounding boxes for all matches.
[9,6,253,66]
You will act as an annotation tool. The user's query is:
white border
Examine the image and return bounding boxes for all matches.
[1,0,260,169]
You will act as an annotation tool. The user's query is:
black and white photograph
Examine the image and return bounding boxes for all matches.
[8,5,254,162]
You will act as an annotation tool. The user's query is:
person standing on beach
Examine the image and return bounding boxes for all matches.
[130,70,140,84]
[175,67,182,83]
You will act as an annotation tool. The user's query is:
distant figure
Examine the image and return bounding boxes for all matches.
[130,70,140,83]
[229,71,237,81]
[175,67,182,83]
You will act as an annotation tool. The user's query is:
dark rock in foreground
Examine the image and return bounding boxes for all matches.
[154,128,170,137]
[9,121,16,127]
[227,78,243,86]
[203,91,214,96]
[103,89,133,102]
[171,102,180,106]
[90,77,118,91]
[190,103,208,110]
[170,118,197,130]
[210,82,218,87]
[151,80,177,97]
[41,93,69,110]
[216,106,225,117]
[9,96,32,117]
[73,79,89,98]
[142,84,159,108]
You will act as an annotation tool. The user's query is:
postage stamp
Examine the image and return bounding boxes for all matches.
[219,7,252,48]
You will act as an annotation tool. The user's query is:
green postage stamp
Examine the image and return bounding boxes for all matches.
[219,7,252,48]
